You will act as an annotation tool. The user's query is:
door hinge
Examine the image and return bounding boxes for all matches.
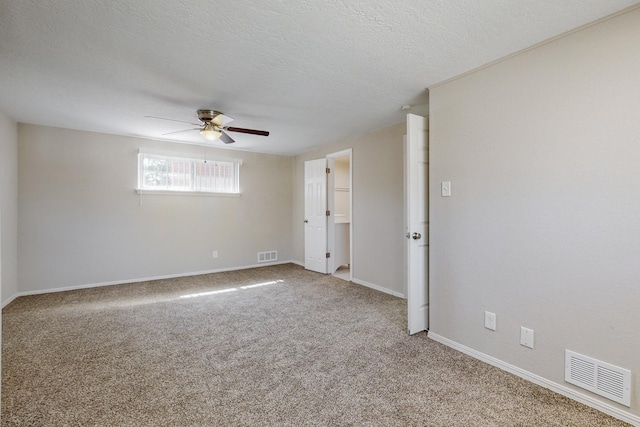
[326,252,331,258]
[326,167,331,174]
[326,210,330,216]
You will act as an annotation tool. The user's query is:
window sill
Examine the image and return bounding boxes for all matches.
[135,189,240,197]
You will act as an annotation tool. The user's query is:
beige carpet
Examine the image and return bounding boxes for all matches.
[2,264,630,426]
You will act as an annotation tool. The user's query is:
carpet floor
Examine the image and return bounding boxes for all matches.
[2,264,631,426]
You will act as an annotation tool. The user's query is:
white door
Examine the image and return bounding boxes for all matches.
[406,114,429,335]
[305,158,328,273]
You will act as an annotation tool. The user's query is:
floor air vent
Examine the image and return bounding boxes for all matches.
[257,251,277,263]
[565,350,631,407]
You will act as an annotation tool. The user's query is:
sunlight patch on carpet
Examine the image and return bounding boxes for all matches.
[179,279,284,299]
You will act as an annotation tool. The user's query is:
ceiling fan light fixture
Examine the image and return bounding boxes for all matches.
[200,123,222,141]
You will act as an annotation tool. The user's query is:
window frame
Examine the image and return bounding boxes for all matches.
[136,150,242,196]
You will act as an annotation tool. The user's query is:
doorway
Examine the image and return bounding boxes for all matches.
[303,149,352,280]
[328,150,352,281]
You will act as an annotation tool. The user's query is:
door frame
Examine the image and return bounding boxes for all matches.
[327,148,352,280]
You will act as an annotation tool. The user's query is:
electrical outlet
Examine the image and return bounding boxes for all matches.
[212,250,218,259]
[484,311,496,331]
[520,327,534,348]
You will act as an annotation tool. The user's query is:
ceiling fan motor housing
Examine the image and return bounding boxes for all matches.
[197,109,220,123]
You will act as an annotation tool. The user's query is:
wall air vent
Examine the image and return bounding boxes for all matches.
[257,251,277,263]
[565,350,631,407]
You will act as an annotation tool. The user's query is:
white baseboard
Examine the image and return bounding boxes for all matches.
[351,277,405,299]
[1,293,19,309]
[3,261,408,307]
[2,260,295,307]
[427,332,640,426]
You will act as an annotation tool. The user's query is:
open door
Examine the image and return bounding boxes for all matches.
[304,158,328,273]
[406,114,429,335]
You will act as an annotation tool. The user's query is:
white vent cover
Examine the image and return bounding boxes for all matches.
[257,251,277,263]
[565,350,631,407]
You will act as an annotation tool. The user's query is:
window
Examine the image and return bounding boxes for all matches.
[137,151,241,195]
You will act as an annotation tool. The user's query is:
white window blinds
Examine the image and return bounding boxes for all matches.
[137,152,241,194]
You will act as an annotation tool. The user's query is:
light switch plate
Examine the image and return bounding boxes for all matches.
[484,311,496,331]
[441,181,451,197]
[520,327,534,348]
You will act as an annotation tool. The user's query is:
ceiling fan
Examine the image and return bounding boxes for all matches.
[146,109,269,144]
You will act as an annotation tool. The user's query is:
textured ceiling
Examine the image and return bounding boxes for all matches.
[1,1,638,155]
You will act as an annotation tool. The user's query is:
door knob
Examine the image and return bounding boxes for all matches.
[304,219,308,223]
[412,232,421,240]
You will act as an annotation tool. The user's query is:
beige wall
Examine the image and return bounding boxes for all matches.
[429,8,640,419]
[292,123,406,295]
[18,125,293,293]
[1,111,18,304]
[14,121,405,297]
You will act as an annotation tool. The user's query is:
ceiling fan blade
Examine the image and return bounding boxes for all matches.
[161,128,200,135]
[220,131,235,144]
[211,112,234,126]
[146,116,199,126]
[224,126,269,136]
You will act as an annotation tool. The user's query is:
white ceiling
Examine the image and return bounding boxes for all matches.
[1,1,638,155]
